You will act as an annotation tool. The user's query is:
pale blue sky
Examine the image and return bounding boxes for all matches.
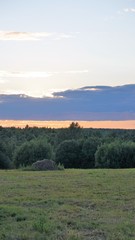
[0,0,135,97]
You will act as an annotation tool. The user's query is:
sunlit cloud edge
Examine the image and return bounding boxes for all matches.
[0,31,78,41]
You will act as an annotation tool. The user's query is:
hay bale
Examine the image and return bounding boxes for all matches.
[32,159,57,171]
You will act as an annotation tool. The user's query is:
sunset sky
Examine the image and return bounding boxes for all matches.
[0,0,135,97]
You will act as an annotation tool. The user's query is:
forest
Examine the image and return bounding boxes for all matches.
[0,122,135,170]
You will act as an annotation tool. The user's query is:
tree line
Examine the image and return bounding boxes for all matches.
[0,122,135,169]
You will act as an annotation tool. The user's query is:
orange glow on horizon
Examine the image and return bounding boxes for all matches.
[0,120,135,129]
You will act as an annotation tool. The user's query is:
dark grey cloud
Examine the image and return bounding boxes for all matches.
[0,84,135,120]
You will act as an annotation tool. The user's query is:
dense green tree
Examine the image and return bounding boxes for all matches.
[55,140,82,168]
[95,141,135,168]
[14,139,52,168]
[119,142,135,168]
[55,122,82,145]
[0,151,11,169]
[68,122,82,139]
[81,137,101,168]
[69,122,81,129]
[0,124,135,169]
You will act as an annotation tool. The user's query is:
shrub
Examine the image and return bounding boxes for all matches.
[55,140,82,168]
[81,137,101,168]
[0,151,12,169]
[57,163,65,170]
[14,139,52,168]
[95,141,135,168]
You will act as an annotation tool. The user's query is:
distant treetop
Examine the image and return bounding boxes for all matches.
[69,122,81,129]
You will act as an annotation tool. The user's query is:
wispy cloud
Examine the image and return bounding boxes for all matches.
[0,78,6,83]
[0,31,78,41]
[64,70,89,74]
[0,70,52,78]
[117,7,135,15]
[0,89,27,95]
[105,4,135,20]
[123,8,135,13]
[83,87,101,91]
[0,69,89,79]
[54,33,75,40]
[0,31,53,41]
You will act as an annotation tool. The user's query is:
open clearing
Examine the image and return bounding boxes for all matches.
[0,169,135,240]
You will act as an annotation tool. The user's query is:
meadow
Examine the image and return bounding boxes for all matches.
[0,169,135,240]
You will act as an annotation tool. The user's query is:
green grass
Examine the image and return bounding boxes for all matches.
[0,169,135,240]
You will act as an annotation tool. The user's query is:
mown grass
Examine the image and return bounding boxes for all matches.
[0,169,134,240]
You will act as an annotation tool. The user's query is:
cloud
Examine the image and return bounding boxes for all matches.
[54,33,75,40]
[0,31,78,41]
[0,69,89,80]
[44,88,68,98]
[52,84,135,102]
[64,70,89,74]
[0,78,6,84]
[117,6,135,16]
[82,87,101,91]
[0,31,53,41]
[0,89,27,95]
[123,8,135,13]
[0,70,52,78]
[1,84,135,121]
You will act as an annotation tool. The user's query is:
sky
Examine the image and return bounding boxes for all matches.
[0,0,135,97]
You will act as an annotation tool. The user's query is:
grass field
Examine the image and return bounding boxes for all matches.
[0,169,135,240]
